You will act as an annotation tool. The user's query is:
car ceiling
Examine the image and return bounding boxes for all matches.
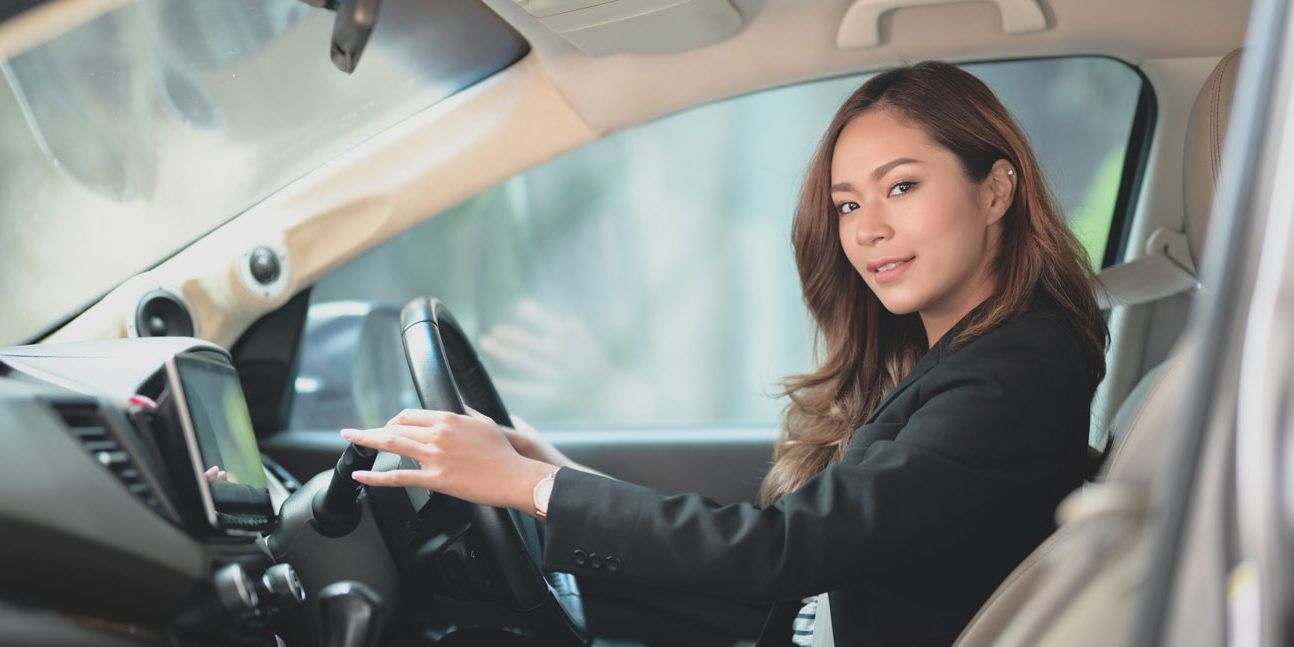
[482,0,1249,135]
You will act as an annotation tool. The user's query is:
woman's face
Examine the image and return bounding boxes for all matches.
[830,108,1014,338]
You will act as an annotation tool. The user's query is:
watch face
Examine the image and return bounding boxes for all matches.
[534,474,556,516]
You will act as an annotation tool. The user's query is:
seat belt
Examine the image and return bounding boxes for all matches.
[1086,227,1196,471]
[1092,227,1199,309]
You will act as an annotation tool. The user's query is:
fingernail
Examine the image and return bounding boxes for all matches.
[341,429,356,440]
[352,470,370,481]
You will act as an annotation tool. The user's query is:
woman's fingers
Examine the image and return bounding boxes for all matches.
[386,408,458,427]
[351,469,434,489]
[338,413,530,508]
[341,428,434,462]
[386,424,443,444]
[462,405,496,424]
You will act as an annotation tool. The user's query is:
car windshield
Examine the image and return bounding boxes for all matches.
[0,0,526,346]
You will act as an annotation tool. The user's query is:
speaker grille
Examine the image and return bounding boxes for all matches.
[134,290,194,337]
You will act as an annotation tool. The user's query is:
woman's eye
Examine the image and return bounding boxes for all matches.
[837,201,859,215]
[889,181,918,197]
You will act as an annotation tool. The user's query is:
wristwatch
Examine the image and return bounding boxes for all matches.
[532,469,559,518]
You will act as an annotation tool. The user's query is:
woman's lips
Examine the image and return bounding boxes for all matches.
[871,256,915,284]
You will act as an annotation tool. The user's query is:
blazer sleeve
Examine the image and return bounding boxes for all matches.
[540,319,1091,604]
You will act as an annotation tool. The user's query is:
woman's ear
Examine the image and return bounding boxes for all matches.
[983,159,1017,225]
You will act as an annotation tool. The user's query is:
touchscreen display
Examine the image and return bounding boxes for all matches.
[172,353,270,527]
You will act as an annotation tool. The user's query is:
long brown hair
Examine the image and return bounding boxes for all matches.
[759,61,1108,505]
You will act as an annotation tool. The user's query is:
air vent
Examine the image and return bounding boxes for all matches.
[53,403,165,515]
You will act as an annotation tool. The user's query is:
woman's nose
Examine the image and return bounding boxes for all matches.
[854,204,891,246]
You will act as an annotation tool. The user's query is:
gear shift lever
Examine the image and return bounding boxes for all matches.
[318,581,384,647]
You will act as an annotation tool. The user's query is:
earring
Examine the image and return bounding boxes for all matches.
[1007,169,1015,176]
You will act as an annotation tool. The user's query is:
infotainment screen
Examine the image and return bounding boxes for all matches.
[166,352,272,531]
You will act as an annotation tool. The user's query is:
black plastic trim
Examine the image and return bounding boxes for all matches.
[1103,71,1160,269]
[232,288,311,438]
[0,0,46,24]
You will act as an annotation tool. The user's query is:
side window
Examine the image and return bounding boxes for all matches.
[289,57,1145,431]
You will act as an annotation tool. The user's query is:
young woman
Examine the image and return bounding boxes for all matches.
[342,61,1108,646]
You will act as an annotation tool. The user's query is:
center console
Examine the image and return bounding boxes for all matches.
[0,339,311,645]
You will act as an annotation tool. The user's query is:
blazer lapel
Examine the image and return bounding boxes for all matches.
[863,348,940,424]
[864,300,993,424]
[754,600,799,646]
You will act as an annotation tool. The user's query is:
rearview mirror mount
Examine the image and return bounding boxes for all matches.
[297,0,382,74]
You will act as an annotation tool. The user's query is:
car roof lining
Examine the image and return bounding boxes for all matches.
[482,0,1249,134]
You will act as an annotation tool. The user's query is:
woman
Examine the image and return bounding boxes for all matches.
[342,61,1108,646]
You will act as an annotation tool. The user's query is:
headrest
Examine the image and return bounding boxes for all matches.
[1182,48,1243,264]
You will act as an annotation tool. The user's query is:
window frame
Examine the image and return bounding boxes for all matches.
[1100,64,1160,269]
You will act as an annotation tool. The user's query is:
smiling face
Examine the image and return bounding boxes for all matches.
[830,107,1015,345]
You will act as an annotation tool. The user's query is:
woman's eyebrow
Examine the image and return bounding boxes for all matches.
[871,157,924,180]
[830,158,926,193]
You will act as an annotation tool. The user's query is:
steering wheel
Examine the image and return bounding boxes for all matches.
[389,297,588,644]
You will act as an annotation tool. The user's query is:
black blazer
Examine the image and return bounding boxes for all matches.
[542,295,1097,646]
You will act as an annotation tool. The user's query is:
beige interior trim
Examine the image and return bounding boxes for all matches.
[1090,55,1224,441]
[482,0,1248,136]
[836,0,1049,49]
[531,0,744,57]
[1093,248,1197,310]
[44,52,597,348]
[0,0,130,61]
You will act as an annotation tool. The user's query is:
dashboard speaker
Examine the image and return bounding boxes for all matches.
[132,289,195,338]
[238,241,291,301]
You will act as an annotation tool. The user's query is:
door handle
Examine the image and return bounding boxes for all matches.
[837,0,1048,48]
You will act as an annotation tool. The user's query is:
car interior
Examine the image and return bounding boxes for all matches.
[0,0,1264,645]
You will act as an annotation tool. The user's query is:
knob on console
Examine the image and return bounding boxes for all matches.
[318,580,384,647]
[213,563,260,621]
[260,563,307,609]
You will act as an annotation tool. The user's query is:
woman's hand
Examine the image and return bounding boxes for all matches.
[341,408,556,513]
[501,414,571,468]
[502,414,614,480]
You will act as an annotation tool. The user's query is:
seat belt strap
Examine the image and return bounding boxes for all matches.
[1093,251,1198,309]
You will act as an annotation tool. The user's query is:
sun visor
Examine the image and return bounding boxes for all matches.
[513,0,743,56]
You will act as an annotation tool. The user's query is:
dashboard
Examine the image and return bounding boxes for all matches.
[0,337,301,645]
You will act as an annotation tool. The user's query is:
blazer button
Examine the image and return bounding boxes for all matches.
[605,556,622,573]
[572,550,587,566]
[588,553,604,569]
